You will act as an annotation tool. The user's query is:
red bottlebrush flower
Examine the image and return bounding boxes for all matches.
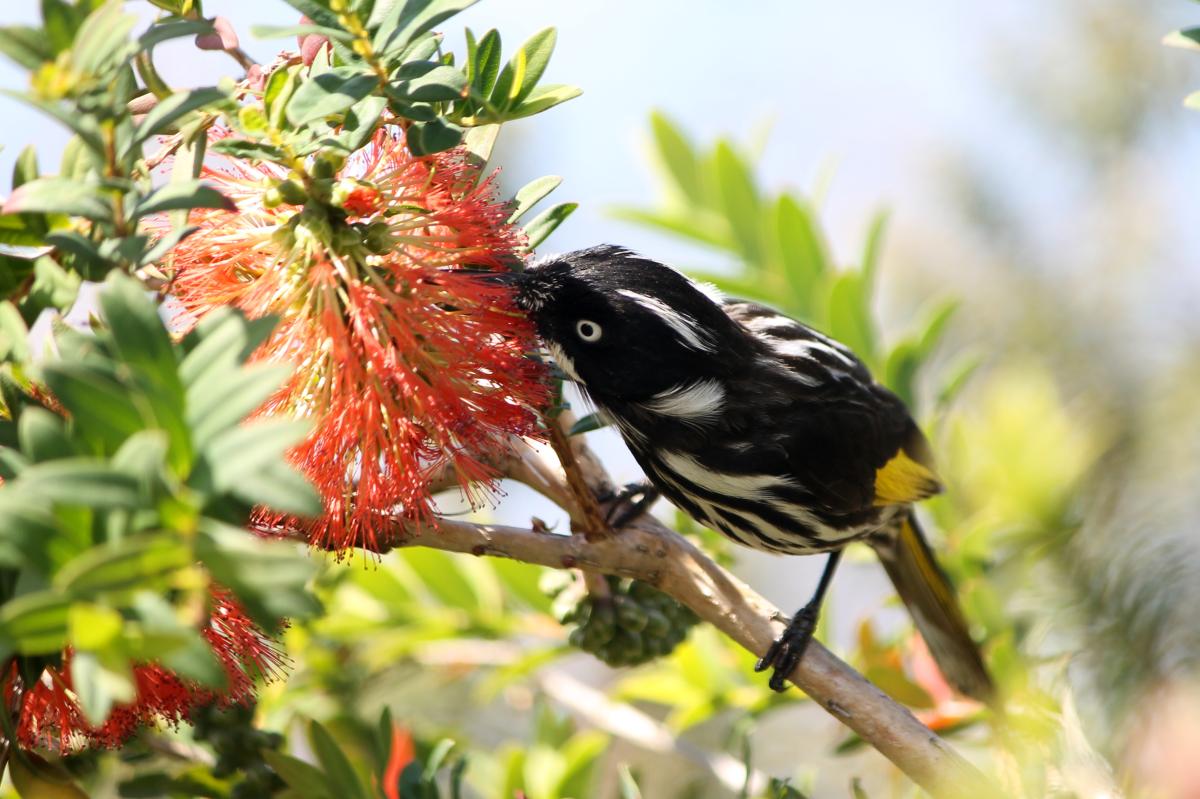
[169,127,549,553]
[11,591,286,751]
[382,723,416,799]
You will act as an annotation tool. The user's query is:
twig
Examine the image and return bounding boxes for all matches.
[544,412,610,540]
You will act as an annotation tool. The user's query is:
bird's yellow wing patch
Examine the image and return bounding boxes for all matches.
[874,448,942,506]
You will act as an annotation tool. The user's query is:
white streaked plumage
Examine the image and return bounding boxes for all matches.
[769,338,857,367]
[642,379,726,425]
[546,341,584,385]
[616,289,714,352]
[659,450,791,499]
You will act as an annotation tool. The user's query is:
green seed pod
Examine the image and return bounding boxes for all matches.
[614,596,648,632]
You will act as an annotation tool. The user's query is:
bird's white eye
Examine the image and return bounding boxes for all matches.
[575,319,602,342]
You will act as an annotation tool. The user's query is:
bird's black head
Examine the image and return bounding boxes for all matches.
[514,245,750,401]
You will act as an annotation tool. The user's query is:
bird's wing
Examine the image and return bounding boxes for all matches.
[722,299,941,516]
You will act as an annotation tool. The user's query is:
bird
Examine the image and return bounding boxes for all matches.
[502,244,992,699]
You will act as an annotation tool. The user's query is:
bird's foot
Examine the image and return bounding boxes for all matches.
[601,481,661,529]
[755,604,820,692]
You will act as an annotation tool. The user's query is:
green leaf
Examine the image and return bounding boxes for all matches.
[72,1,138,77]
[12,145,39,190]
[129,87,226,151]
[461,123,499,170]
[504,28,556,107]
[609,207,729,250]
[196,521,320,625]
[309,721,370,799]
[649,111,702,202]
[137,19,215,52]
[262,750,335,799]
[390,63,467,102]
[195,418,310,494]
[3,92,106,155]
[131,180,235,218]
[508,175,562,223]
[860,208,888,287]
[209,139,287,162]
[407,117,464,156]
[40,364,145,452]
[374,0,479,56]
[523,202,577,250]
[4,178,112,222]
[55,536,192,600]
[712,141,763,265]
[467,29,501,98]
[179,307,276,387]
[617,766,643,799]
[286,68,380,127]
[231,461,323,518]
[68,602,123,651]
[250,24,356,44]
[567,412,607,436]
[186,362,289,448]
[18,459,144,509]
[0,26,54,70]
[0,495,60,573]
[70,649,134,725]
[18,407,76,463]
[772,194,829,307]
[1164,28,1200,50]
[0,590,71,654]
[826,270,876,366]
[506,84,580,120]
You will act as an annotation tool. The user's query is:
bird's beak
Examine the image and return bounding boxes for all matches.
[437,266,521,286]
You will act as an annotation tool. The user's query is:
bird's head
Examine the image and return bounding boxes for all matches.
[511,245,749,401]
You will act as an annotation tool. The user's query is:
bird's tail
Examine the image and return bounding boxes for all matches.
[870,511,994,703]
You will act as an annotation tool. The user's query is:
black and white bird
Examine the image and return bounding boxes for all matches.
[508,245,992,698]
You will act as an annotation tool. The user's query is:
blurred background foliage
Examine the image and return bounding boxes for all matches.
[3,0,1200,797]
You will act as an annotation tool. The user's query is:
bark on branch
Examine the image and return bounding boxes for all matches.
[274,426,998,796]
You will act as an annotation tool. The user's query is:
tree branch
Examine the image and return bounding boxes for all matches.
[277,429,998,795]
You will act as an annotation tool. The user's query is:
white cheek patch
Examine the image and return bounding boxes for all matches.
[643,379,726,425]
[546,341,584,385]
[616,289,714,352]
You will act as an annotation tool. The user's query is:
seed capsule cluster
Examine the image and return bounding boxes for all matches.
[542,572,698,667]
[191,702,285,798]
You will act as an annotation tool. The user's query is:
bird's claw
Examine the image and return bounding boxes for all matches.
[602,480,661,529]
[755,605,819,692]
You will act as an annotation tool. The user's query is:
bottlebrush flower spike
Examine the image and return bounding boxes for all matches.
[11,592,284,751]
[170,128,549,553]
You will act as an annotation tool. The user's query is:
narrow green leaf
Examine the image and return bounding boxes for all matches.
[129,87,226,150]
[617,765,643,799]
[72,1,138,77]
[186,362,289,448]
[179,308,276,387]
[0,26,54,70]
[406,117,464,156]
[712,141,763,265]
[137,19,215,51]
[70,649,134,725]
[262,750,335,799]
[18,459,144,509]
[4,178,112,222]
[375,0,479,56]
[509,27,556,106]
[309,721,371,799]
[0,591,70,653]
[197,418,310,492]
[12,145,39,190]
[18,407,75,463]
[826,271,876,366]
[609,207,729,250]
[55,535,192,600]
[286,68,380,127]
[567,412,607,436]
[649,111,702,202]
[859,208,888,287]
[772,194,829,308]
[507,175,561,223]
[2,92,106,155]
[468,29,501,97]
[131,180,235,219]
[40,364,145,451]
[391,63,467,102]
[506,84,581,120]
[461,123,500,170]
[209,139,287,162]
[0,495,60,573]
[197,521,320,626]
[231,461,323,518]
[250,24,356,43]
[523,201,577,250]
